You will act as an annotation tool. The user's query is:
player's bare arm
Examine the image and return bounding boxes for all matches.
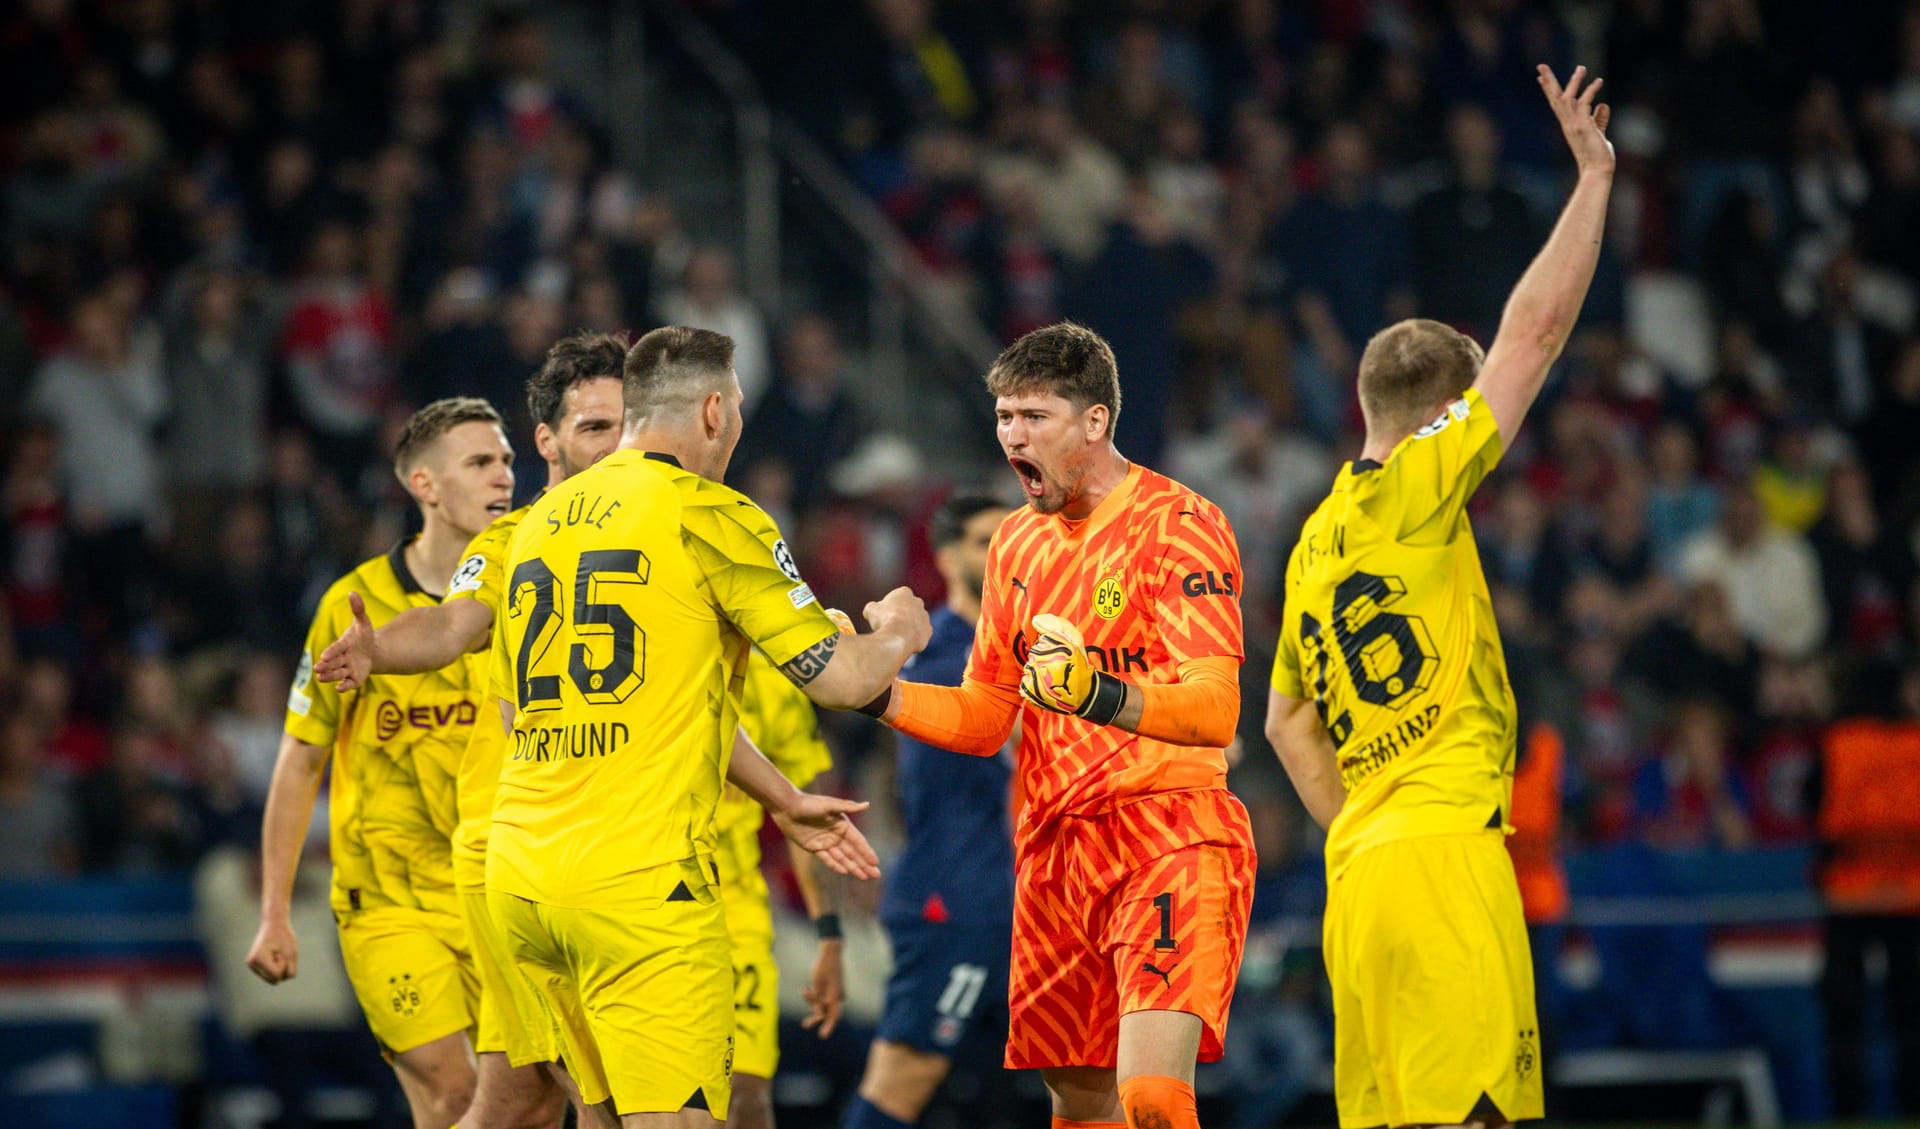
[245,732,331,984]
[726,728,881,880]
[1265,690,1346,830]
[777,586,932,710]
[788,842,847,1038]
[313,591,493,691]
[1473,64,1614,441]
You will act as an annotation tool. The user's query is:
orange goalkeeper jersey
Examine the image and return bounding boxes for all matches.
[972,463,1245,843]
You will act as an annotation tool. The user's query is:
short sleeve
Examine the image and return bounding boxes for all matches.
[1151,500,1246,665]
[680,496,837,667]
[1369,387,1504,545]
[1269,546,1307,698]
[963,526,1023,689]
[284,593,350,748]
[488,584,517,714]
[446,517,513,617]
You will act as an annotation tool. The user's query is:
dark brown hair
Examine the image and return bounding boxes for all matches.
[623,326,736,417]
[1356,319,1484,438]
[526,331,629,431]
[393,397,503,474]
[984,321,1121,432]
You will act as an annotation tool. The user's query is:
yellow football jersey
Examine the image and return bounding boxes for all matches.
[487,450,839,910]
[445,503,529,891]
[1272,387,1518,878]
[716,649,836,901]
[287,542,486,916]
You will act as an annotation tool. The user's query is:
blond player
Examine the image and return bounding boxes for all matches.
[315,334,629,1128]
[487,326,930,1127]
[1265,66,1613,1129]
[248,398,516,1129]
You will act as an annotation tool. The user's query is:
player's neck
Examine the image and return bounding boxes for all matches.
[405,521,472,597]
[1059,448,1132,521]
[619,428,708,478]
[1358,430,1405,465]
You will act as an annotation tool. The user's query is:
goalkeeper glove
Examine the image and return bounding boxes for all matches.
[1019,614,1128,726]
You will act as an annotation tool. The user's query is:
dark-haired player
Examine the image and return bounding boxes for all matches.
[855,322,1256,1129]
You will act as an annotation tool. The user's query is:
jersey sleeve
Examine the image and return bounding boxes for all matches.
[1151,499,1246,665]
[446,514,513,617]
[680,493,838,667]
[284,589,351,749]
[1370,386,1505,545]
[962,525,1023,688]
[1269,543,1307,698]
[741,652,833,789]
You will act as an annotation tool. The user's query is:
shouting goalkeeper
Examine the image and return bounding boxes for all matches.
[846,323,1255,1129]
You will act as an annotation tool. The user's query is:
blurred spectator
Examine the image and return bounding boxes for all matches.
[28,289,166,631]
[1407,103,1537,337]
[741,314,867,515]
[658,246,772,412]
[19,654,108,774]
[76,721,199,873]
[981,99,1125,264]
[1644,420,1720,570]
[1080,20,1187,168]
[0,707,77,878]
[1633,698,1754,849]
[207,651,294,806]
[1792,249,1902,427]
[1750,417,1829,534]
[1272,121,1414,375]
[1678,481,1826,659]
[278,219,397,471]
[162,265,276,559]
[1818,665,1920,1117]
[2,420,73,656]
[1167,401,1331,614]
[1814,461,1914,661]
[1062,179,1213,467]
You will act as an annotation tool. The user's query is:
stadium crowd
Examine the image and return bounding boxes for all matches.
[1,0,1920,1121]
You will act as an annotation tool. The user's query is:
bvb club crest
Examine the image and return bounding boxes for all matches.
[389,973,421,1017]
[1093,573,1126,620]
[1515,1027,1538,1080]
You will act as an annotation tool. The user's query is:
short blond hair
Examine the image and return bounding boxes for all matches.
[1356,319,1484,438]
[393,397,502,475]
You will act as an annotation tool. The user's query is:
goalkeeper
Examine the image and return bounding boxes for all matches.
[846,322,1256,1129]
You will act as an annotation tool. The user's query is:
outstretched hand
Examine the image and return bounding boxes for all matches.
[1537,64,1613,175]
[314,591,375,692]
[771,792,881,881]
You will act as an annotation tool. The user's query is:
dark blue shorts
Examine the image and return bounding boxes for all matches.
[876,919,1012,1055]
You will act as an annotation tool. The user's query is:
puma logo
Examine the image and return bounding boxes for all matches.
[1142,961,1173,988]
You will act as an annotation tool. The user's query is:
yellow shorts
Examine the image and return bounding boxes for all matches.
[489,861,734,1119]
[335,904,477,1058]
[721,883,780,1080]
[460,887,559,1067]
[1323,832,1543,1128]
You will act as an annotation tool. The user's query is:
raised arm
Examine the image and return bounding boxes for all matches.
[313,592,494,691]
[1473,64,1615,442]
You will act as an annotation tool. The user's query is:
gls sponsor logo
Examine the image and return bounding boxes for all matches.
[373,699,479,740]
[1180,570,1236,597]
[1012,630,1150,675]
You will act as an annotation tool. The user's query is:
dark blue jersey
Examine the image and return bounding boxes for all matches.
[881,606,1016,926]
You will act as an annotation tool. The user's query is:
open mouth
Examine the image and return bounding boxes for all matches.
[1008,457,1045,499]
[486,499,512,517]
